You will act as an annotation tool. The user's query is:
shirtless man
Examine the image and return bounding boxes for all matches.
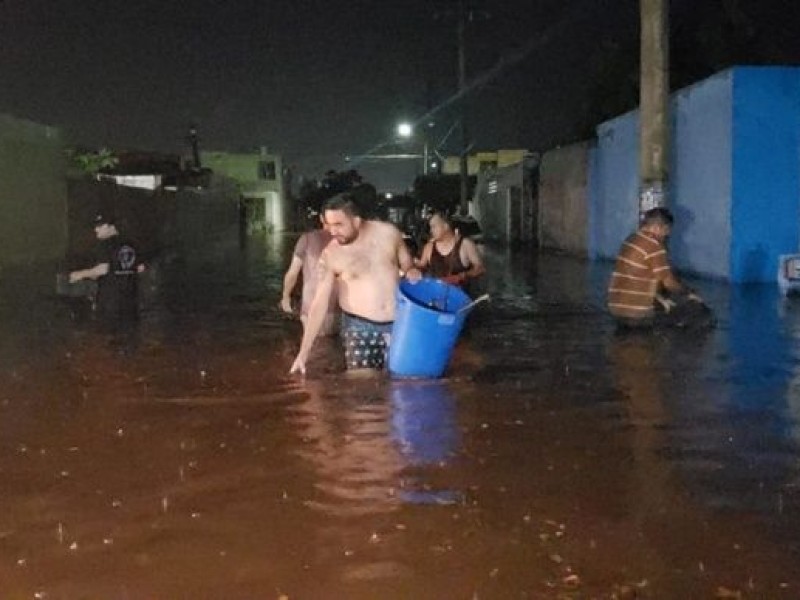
[279,214,338,336]
[289,193,421,375]
[416,211,485,287]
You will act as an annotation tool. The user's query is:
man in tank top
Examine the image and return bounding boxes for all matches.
[416,211,485,288]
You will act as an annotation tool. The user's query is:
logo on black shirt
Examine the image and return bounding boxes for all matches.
[116,245,136,274]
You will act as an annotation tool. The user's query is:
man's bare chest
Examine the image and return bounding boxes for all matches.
[333,239,393,280]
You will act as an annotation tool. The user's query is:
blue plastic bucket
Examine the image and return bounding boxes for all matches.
[389,278,472,378]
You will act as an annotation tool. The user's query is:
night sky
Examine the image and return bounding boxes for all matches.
[1,0,799,181]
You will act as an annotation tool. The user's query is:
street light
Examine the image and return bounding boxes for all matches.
[397,122,413,138]
[396,122,428,175]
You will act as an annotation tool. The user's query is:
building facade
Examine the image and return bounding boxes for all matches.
[201,148,288,233]
[442,149,536,244]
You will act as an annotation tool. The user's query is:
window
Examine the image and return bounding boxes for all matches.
[258,160,276,181]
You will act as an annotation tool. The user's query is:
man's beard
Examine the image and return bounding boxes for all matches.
[335,234,355,245]
[335,230,359,245]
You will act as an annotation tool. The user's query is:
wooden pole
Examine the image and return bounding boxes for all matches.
[639,0,669,216]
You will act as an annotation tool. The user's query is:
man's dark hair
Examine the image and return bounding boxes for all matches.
[429,210,455,229]
[641,207,674,227]
[323,192,362,218]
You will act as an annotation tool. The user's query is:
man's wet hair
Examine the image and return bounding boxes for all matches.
[642,207,674,227]
[323,192,362,218]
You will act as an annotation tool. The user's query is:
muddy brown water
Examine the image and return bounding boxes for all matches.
[1,237,800,599]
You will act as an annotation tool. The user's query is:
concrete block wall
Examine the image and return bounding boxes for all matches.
[0,114,67,269]
[588,66,800,283]
[472,162,527,244]
[538,141,591,256]
[729,68,800,282]
[588,111,642,263]
[590,75,738,272]
[668,70,734,278]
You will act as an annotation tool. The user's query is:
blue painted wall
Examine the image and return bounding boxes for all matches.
[730,68,800,282]
[589,70,735,279]
[588,66,800,283]
[590,112,640,260]
[670,71,734,279]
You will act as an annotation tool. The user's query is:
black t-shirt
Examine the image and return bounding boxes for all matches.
[94,236,139,319]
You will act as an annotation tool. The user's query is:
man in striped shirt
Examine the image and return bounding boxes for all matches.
[608,208,711,329]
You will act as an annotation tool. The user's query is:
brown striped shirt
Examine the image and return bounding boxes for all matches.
[607,231,677,320]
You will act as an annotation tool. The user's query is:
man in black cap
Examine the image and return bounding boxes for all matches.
[69,213,144,325]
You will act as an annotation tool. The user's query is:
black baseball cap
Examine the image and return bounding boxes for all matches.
[92,212,115,226]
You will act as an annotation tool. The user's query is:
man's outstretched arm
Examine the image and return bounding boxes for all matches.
[290,254,335,375]
[280,255,303,313]
[69,262,109,283]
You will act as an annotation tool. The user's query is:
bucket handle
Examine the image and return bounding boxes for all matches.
[456,293,491,315]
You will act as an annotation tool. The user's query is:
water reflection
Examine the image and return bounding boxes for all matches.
[5,236,800,595]
[608,284,800,523]
[687,285,800,514]
[607,331,678,524]
[290,378,463,513]
[290,378,403,518]
[391,381,458,465]
[390,380,461,505]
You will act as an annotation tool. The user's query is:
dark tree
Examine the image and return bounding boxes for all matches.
[413,174,476,214]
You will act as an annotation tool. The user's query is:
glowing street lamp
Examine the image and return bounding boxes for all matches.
[395,122,428,174]
[397,122,413,138]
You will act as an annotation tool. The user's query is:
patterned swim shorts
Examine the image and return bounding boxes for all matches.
[340,311,393,370]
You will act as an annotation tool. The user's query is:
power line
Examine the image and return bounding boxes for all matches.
[347,0,595,171]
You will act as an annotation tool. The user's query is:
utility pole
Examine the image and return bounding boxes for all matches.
[188,123,202,170]
[457,0,470,216]
[639,0,669,216]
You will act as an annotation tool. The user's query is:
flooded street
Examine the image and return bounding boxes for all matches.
[1,236,800,599]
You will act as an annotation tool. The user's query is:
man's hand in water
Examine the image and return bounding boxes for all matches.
[289,352,307,375]
[656,295,676,313]
[279,296,293,314]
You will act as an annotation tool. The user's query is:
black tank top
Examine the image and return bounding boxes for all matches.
[428,237,467,278]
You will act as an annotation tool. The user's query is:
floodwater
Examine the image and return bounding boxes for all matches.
[1,236,800,599]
